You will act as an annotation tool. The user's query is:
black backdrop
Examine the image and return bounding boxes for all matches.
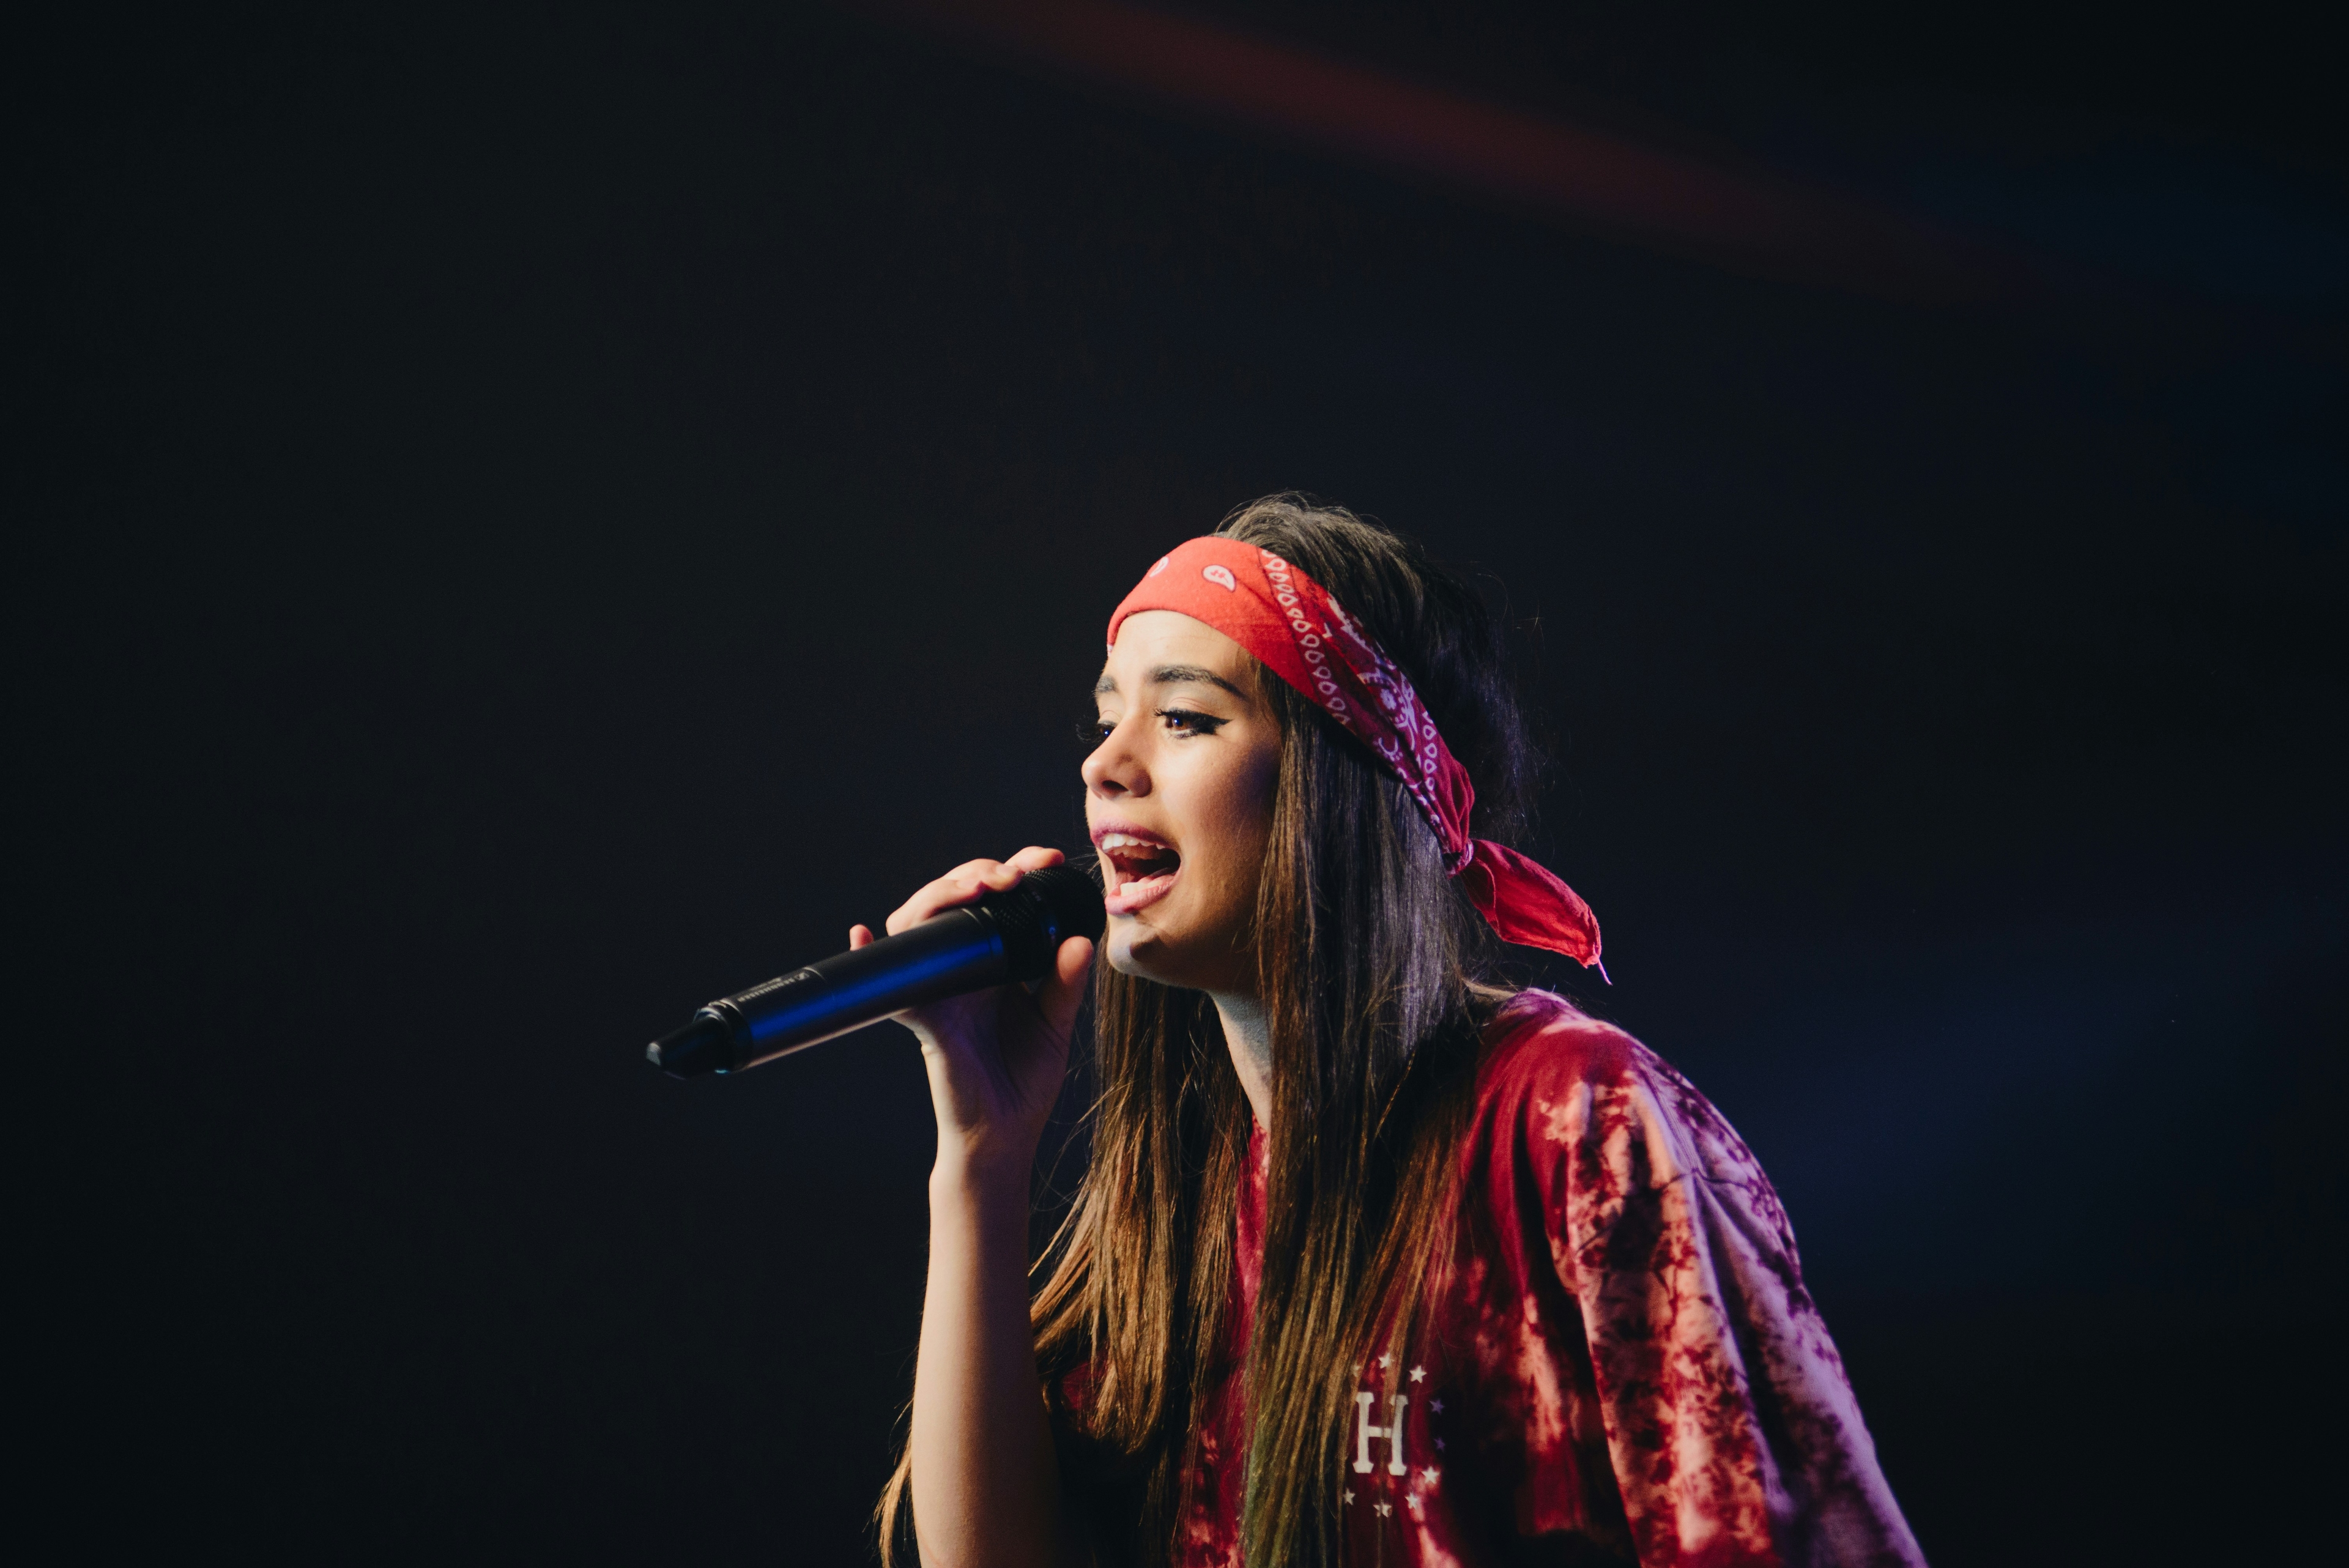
[20,3,2345,1562]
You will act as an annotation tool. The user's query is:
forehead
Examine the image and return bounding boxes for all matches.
[1097,610,1254,688]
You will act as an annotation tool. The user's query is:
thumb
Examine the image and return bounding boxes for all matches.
[1035,935,1096,1041]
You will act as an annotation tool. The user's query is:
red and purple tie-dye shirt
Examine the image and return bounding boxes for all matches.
[1119,990,1924,1568]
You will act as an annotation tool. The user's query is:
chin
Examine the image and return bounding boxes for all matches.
[1104,921,1196,989]
[1104,924,1167,979]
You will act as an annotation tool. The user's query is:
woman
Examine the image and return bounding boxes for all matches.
[870,499,1923,1567]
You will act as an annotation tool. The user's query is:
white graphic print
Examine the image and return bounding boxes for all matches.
[1201,563,1238,591]
[1353,1391,1409,1476]
[1338,1358,1447,1523]
[1148,555,1171,576]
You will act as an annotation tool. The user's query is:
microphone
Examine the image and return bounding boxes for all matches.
[647,864,1105,1079]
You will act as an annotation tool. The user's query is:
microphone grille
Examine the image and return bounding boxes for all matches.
[981,863,1105,981]
[1022,863,1107,945]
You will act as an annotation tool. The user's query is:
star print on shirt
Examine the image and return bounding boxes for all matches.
[1409,1365,1427,1383]
[1378,1353,1393,1369]
[1429,1397,1444,1413]
[1406,1495,1424,1517]
[1342,1490,1354,1505]
[1420,1467,1441,1486]
[1375,1501,1393,1518]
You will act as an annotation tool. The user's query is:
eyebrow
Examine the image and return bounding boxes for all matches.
[1094,664,1250,699]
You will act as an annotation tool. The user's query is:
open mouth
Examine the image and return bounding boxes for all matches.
[1097,830,1182,913]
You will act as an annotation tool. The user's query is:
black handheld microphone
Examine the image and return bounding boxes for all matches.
[647,864,1106,1079]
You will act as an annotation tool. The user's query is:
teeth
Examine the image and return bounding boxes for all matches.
[1099,833,1176,891]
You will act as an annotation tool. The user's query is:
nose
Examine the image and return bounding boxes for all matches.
[1082,716,1149,800]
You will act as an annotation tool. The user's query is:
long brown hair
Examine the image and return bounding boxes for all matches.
[881,498,1543,1565]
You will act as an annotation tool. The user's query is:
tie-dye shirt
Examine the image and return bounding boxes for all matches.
[1146,990,1924,1567]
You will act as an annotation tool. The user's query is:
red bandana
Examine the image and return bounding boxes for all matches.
[1107,537,1603,969]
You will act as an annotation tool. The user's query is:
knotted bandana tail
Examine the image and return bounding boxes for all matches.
[1107,537,1603,970]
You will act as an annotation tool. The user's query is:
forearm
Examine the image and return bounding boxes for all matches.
[908,1158,1066,1568]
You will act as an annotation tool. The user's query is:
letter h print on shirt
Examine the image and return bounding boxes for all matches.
[1353,1391,1408,1476]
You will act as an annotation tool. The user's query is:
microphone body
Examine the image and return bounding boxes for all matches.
[648,864,1104,1078]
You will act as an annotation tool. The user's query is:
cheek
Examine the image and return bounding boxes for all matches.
[1189,748,1280,886]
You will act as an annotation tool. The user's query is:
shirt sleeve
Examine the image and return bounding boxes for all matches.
[1505,1009,1927,1568]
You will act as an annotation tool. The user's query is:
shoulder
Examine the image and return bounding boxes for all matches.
[1466,990,1776,1213]
[1471,988,1661,1149]
[1475,988,1639,1096]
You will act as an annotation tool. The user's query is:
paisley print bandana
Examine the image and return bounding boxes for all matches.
[1107,536,1603,969]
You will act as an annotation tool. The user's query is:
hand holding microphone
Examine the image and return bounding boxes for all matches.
[647,847,1102,1169]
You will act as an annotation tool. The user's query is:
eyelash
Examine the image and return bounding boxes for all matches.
[1083,708,1226,742]
[1158,707,1224,736]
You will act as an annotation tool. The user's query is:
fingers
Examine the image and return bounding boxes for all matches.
[883,849,1072,935]
[849,924,874,950]
[886,860,1018,934]
[1004,845,1067,875]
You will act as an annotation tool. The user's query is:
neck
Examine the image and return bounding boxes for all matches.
[1211,989,1274,1132]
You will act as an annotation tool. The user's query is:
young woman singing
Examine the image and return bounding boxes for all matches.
[869,499,1924,1567]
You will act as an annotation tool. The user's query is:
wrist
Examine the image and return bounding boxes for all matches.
[929,1139,1036,1207]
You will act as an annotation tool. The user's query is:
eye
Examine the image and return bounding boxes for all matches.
[1158,707,1226,737]
[1079,715,1117,745]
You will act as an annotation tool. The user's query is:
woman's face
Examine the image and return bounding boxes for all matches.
[1083,609,1284,996]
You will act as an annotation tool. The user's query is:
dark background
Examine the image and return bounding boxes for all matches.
[18,2,2345,1561]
